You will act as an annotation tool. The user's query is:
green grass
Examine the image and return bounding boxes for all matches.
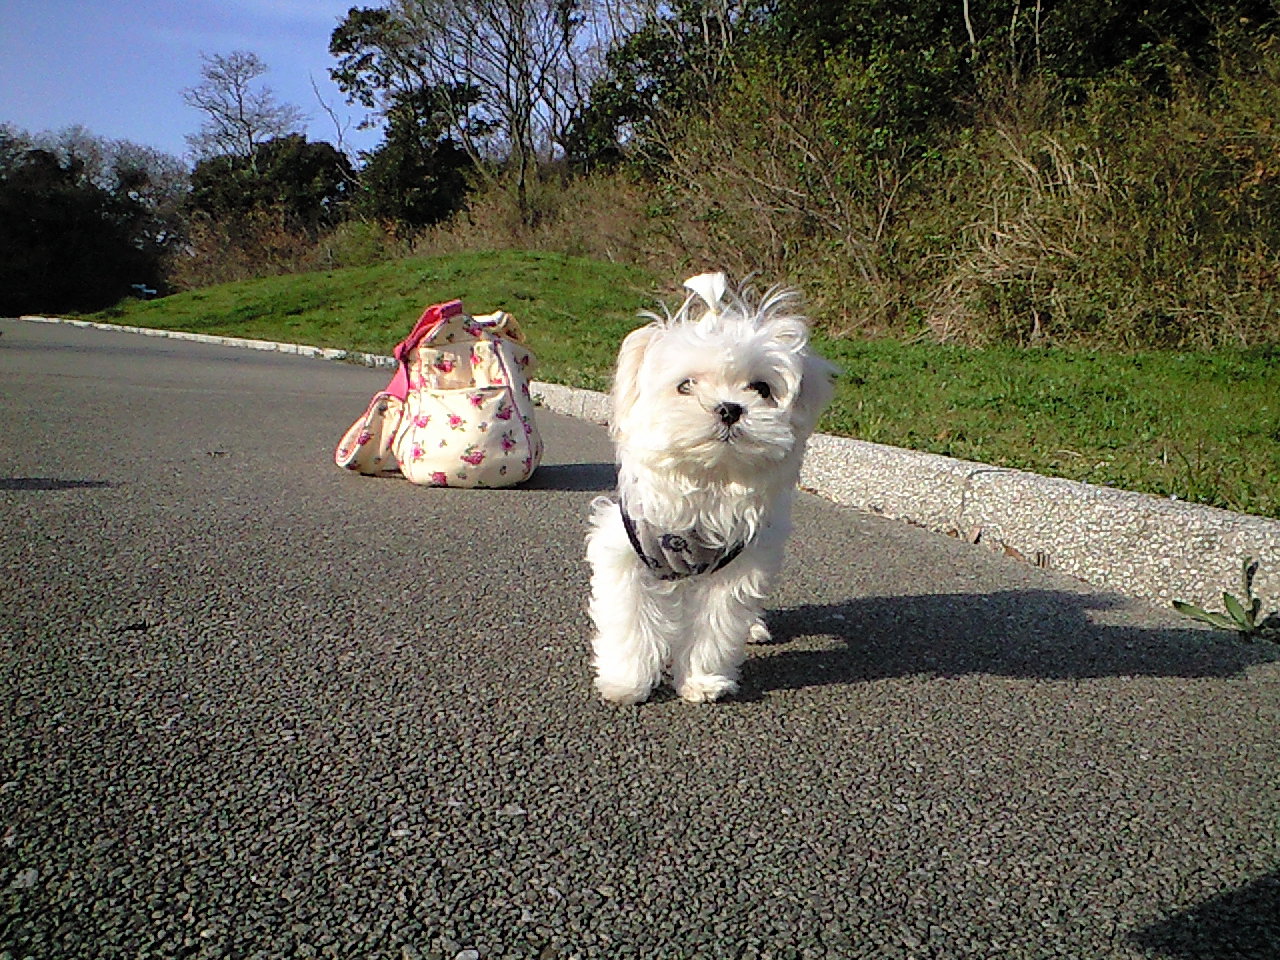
[86,250,1280,519]
[820,339,1280,519]
[95,250,657,392]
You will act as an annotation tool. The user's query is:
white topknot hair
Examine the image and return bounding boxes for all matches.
[641,271,811,347]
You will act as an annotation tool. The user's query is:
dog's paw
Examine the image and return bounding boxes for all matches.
[594,674,654,706]
[747,619,773,644]
[677,674,739,704]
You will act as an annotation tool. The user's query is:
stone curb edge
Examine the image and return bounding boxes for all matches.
[19,315,1279,613]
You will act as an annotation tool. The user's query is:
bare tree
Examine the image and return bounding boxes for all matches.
[649,0,739,103]
[383,0,637,217]
[310,75,353,159]
[183,51,307,162]
[393,0,569,177]
[329,1,653,219]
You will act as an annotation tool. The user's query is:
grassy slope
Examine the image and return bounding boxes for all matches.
[88,250,1280,518]
[96,250,656,392]
[821,339,1280,519]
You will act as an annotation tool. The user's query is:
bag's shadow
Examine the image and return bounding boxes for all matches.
[0,477,114,491]
[741,589,1278,694]
[522,462,616,493]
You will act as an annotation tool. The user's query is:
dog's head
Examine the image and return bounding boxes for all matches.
[610,272,835,478]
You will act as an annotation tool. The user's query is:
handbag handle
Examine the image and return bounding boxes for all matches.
[384,299,465,401]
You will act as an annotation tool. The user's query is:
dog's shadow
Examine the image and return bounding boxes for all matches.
[1130,868,1280,959]
[740,589,1278,696]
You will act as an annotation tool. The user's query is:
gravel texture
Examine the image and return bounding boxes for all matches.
[2,318,1279,959]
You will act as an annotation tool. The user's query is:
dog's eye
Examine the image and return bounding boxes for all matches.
[677,378,695,395]
[748,381,772,399]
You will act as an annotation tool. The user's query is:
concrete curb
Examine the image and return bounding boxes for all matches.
[800,433,1279,614]
[18,315,1279,614]
[528,383,1279,615]
[19,315,398,368]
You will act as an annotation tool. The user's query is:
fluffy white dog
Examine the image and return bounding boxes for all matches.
[586,272,836,704]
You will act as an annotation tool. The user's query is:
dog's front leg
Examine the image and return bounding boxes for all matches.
[586,509,674,704]
[669,574,764,703]
[587,566,674,704]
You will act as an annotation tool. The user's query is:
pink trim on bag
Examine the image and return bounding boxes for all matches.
[384,299,465,401]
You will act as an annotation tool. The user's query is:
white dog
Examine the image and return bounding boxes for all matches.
[586,272,836,704]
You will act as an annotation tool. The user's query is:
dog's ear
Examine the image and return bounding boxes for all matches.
[610,322,660,441]
[791,352,839,439]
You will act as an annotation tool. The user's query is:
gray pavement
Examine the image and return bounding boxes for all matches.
[2,318,1278,959]
[30,314,1280,614]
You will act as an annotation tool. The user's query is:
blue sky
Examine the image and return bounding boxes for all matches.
[0,0,384,162]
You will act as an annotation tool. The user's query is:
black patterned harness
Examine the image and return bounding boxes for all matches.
[619,501,747,581]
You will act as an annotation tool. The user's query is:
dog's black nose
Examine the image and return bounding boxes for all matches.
[716,402,745,426]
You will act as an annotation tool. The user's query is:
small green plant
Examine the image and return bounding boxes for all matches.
[1173,557,1279,640]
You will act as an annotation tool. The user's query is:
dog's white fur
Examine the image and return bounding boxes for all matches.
[586,272,836,704]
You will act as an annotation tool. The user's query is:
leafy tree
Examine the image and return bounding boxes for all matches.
[330,10,480,226]
[329,6,499,163]
[354,93,471,227]
[748,0,1280,127]
[188,135,354,232]
[329,7,430,117]
[574,0,1280,168]
[0,129,182,315]
[567,0,742,168]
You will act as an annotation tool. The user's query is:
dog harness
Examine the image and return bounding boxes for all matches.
[619,500,748,581]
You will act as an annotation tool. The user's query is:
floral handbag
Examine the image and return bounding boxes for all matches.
[334,298,542,487]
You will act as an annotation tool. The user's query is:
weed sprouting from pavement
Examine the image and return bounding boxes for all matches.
[1174,557,1279,641]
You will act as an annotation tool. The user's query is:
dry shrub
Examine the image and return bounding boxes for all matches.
[171,209,319,290]
[412,169,676,272]
[645,66,916,335]
[925,115,1121,344]
[309,220,413,270]
[924,53,1280,347]
[170,210,411,290]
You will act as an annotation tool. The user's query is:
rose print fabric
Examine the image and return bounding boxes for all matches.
[333,392,404,475]
[334,301,542,487]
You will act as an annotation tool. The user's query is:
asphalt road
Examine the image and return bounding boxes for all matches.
[2,317,1278,960]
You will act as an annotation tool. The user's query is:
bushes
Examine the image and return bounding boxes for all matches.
[410,168,669,271]
[611,34,1280,347]
[925,46,1280,347]
[157,20,1280,351]
[170,210,415,290]
[638,54,925,333]
[0,146,176,315]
